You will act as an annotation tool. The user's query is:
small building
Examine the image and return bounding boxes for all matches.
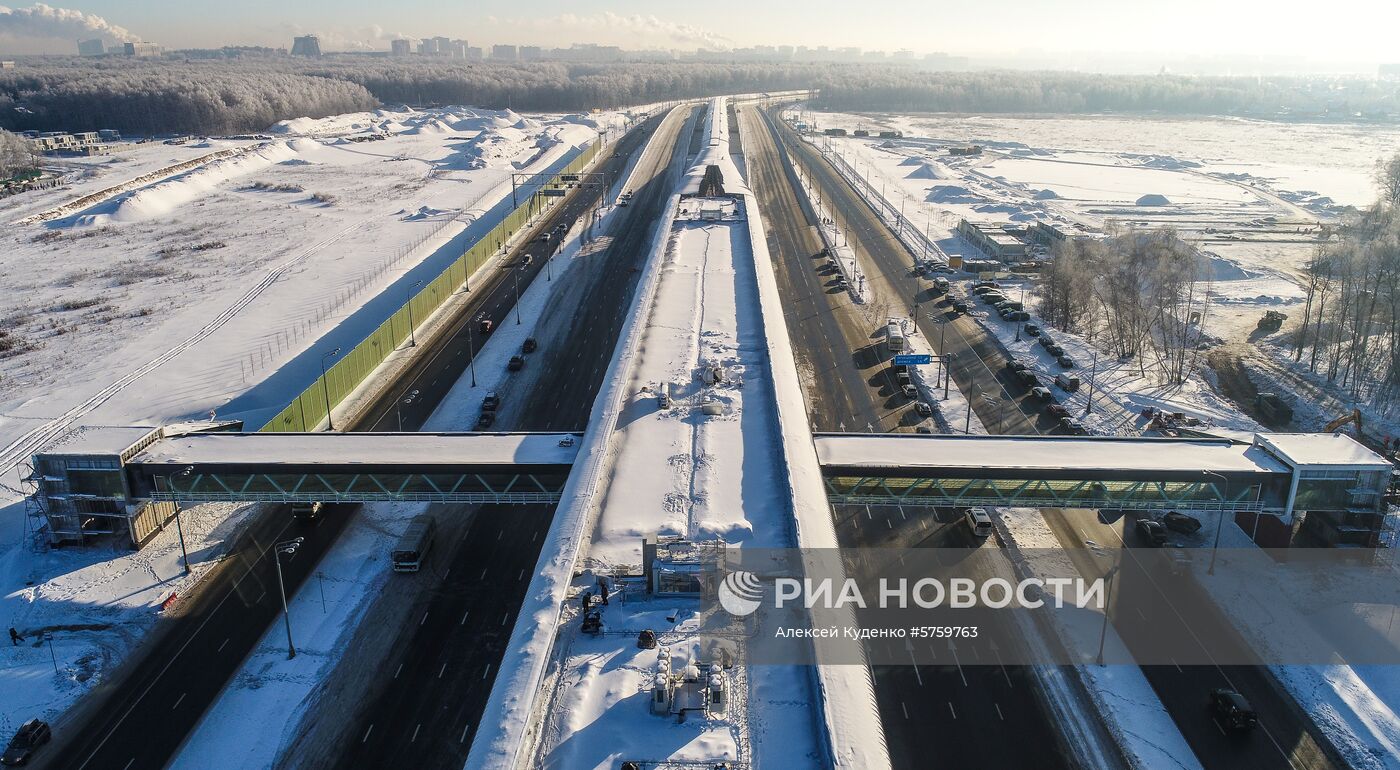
[0,60,15,70]
[948,145,983,156]
[1251,433,1393,547]
[77,39,106,57]
[122,41,161,58]
[957,219,1027,261]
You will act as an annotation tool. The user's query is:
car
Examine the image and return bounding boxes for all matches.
[1038,335,1056,348]
[1030,386,1052,400]
[914,401,933,417]
[952,301,968,314]
[1045,343,1065,357]
[1136,518,1168,546]
[292,501,323,522]
[1055,373,1081,392]
[481,391,500,411]
[1024,324,1042,337]
[538,232,552,244]
[1016,369,1039,386]
[478,318,494,334]
[973,285,997,295]
[996,300,1024,312]
[964,507,993,538]
[1007,359,1029,373]
[522,337,538,353]
[1057,354,1076,368]
[475,412,496,430]
[2,719,51,766]
[981,293,1006,305]
[916,425,933,434]
[896,371,912,386]
[1163,511,1203,534]
[507,355,525,371]
[901,383,918,399]
[1045,403,1070,419]
[1007,311,1031,322]
[1059,416,1087,434]
[1208,689,1258,733]
[973,280,1000,290]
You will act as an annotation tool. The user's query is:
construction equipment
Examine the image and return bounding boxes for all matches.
[1324,409,1363,435]
[1257,310,1287,332]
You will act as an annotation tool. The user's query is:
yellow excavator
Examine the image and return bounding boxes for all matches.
[1324,409,1363,435]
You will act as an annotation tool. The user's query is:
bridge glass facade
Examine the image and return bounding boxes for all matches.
[823,474,1271,511]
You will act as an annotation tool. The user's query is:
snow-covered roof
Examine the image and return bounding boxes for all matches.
[43,425,160,457]
[128,432,582,468]
[813,433,1292,477]
[1253,433,1390,471]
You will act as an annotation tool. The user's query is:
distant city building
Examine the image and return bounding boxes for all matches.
[432,36,452,56]
[0,61,14,70]
[77,38,106,57]
[519,45,543,61]
[491,44,518,61]
[418,38,438,55]
[390,39,410,56]
[777,45,794,60]
[466,46,483,61]
[290,35,321,57]
[122,41,161,58]
[447,40,467,59]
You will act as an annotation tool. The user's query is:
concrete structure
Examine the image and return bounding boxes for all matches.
[491,44,518,61]
[417,37,438,56]
[122,41,161,58]
[1031,220,1080,249]
[26,131,110,155]
[958,218,1027,260]
[390,38,410,56]
[0,61,14,70]
[290,35,322,57]
[77,39,106,57]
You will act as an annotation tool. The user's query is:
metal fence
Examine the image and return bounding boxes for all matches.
[260,139,600,433]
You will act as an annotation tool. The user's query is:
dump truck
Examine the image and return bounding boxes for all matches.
[1257,310,1287,332]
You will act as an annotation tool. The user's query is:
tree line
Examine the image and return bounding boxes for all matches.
[1037,225,1207,385]
[3,57,1395,137]
[1291,155,1400,405]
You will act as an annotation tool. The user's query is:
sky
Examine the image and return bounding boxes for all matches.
[1,0,1397,72]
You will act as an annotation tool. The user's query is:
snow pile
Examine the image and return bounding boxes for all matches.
[905,162,946,180]
[1135,193,1171,206]
[403,205,452,220]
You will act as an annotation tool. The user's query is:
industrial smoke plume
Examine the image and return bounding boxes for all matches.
[0,3,135,43]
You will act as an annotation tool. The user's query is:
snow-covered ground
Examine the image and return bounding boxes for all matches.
[0,103,635,743]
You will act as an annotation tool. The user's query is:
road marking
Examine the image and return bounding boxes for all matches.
[411,724,421,743]
[444,568,451,579]
[482,663,493,680]
[885,519,891,529]
[1170,657,1182,673]
[901,701,909,719]
[481,567,489,579]
[501,612,510,626]
[461,723,471,743]
[518,568,525,581]
[947,702,957,719]
[496,531,502,541]
[362,724,374,743]
[254,591,266,604]
[950,643,968,686]
[995,703,1005,721]
[122,760,135,770]
[394,663,403,678]
[993,647,1012,688]
[440,663,448,679]
[420,611,429,626]
[217,638,228,653]
[460,610,470,625]
[172,692,186,710]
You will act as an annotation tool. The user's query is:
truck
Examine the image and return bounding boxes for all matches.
[392,514,437,573]
[885,318,906,353]
[1257,310,1287,332]
[1254,392,1294,425]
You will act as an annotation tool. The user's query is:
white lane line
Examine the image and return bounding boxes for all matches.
[362,724,374,743]
[947,702,957,719]
[172,692,186,710]
[501,612,510,626]
[901,701,909,719]
[217,638,229,653]
[420,611,429,626]
[411,724,421,743]
[461,723,471,743]
[395,663,404,679]
[439,663,448,679]
[995,703,1005,721]
[460,610,470,625]
[482,663,493,680]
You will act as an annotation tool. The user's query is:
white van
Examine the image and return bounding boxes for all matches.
[657,382,671,409]
[964,507,993,538]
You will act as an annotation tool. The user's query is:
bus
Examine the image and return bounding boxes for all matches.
[392,513,437,573]
[886,318,906,353]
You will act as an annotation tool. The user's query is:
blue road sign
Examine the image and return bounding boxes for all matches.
[894,354,932,365]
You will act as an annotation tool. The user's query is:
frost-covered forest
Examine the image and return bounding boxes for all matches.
[1,57,1396,136]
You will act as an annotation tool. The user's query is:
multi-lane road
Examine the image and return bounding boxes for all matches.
[745,100,1345,770]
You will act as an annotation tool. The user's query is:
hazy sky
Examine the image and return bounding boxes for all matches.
[1,1,1397,69]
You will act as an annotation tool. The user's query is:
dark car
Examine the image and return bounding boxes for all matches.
[1007,359,1029,373]
[901,383,918,399]
[1024,324,1042,337]
[2,720,51,766]
[1164,511,1203,534]
[1045,343,1065,357]
[1039,336,1056,349]
[482,392,500,412]
[478,318,494,334]
[1059,416,1087,435]
[1030,386,1052,400]
[1057,354,1076,368]
[475,412,496,430]
[1209,689,1258,733]
[1016,369,1039,386]
[1136,518,1168,546]
[522,337,538,353]
[952,301,968,314]
[915,401,933,417]
[507,356,525,371]
[1045,403,1070,419]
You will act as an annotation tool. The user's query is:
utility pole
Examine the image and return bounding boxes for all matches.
[320,347,341,431]
[405,279,421,347]
[274,538,304,659]
[1084,352,1099,415]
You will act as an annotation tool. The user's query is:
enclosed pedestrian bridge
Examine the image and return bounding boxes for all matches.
[814,432,1391,521]
[25,424,1388,546]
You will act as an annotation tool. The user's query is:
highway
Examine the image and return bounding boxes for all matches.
[40,110,678,770]
[320,102,703,770]
[755,103,1344,770]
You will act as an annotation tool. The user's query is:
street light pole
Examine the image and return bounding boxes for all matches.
[274,538,304,659]
[467,322,478,387]
[1096,566,1119,665]
[513,268,522,324]
[1204,470,1229,575]
[172,466,193,574]
[1015,285,1026,342]
[406,279,422,347]
[320,347,340,431]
